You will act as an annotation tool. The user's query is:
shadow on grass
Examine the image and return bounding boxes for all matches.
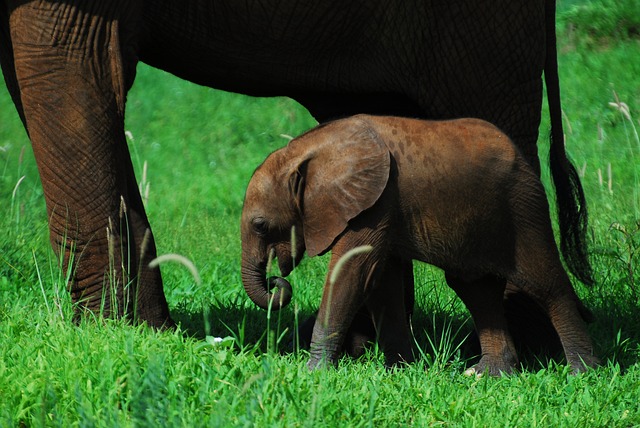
[166,290,633,373]
[171,301,316,352]
[587,300,640,370]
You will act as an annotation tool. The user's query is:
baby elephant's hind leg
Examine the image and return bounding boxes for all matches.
[446,273,518,376]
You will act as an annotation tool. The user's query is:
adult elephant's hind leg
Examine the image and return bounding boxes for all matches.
[511,219,598,372]
[545,292,598,372]
[9,2,172,327]
[446,273,518,376]
[517,263,598,372]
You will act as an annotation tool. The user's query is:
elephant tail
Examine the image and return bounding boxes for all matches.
[545,0,594,286]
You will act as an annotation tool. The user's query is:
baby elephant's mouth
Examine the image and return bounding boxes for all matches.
[266,276,293,309]
[278,257,295,278]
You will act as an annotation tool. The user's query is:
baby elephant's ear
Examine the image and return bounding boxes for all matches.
[301,124,390,257]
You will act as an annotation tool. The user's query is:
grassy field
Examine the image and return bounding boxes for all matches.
[2,6,640,427]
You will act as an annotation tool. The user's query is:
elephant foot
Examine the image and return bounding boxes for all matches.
[159,316,177,330]
[293,313,376,358]
[307,354,340,370]
[464,354,518,377]
[566,352,600,374]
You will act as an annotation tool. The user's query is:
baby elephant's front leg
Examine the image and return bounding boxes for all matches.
[308,240,382,369]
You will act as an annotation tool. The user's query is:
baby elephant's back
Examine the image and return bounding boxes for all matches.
[363,116,540,256]
[368,116,527,194]
[370,116,520,174]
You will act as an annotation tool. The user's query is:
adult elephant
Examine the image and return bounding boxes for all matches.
[0,0,591,328]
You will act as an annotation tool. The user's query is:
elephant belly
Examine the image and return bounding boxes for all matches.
[138,0,403,97]
[138,0,546,163]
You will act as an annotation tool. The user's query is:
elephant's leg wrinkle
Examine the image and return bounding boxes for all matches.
[537,288,598,372]
[309,296,363,369]
[309,278,367,368]
[512,246,597,371]
[446,273,518,376]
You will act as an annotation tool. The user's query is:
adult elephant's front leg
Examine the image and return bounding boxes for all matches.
[9,1,172,327]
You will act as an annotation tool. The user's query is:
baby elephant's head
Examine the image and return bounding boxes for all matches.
[240,118,390,311]
[240,153,306,310]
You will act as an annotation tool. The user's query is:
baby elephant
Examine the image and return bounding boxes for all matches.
[240,114,597,375]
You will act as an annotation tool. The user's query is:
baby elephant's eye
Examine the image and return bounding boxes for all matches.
[252,217,269,235]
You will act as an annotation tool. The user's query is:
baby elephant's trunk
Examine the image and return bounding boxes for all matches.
[241,259,293,310]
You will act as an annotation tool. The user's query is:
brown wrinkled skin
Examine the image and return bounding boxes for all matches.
[241,116,598,375]
[1,1,590,335]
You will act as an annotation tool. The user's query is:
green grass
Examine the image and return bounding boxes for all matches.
[2,17,640,428]
[558,0,640,44]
